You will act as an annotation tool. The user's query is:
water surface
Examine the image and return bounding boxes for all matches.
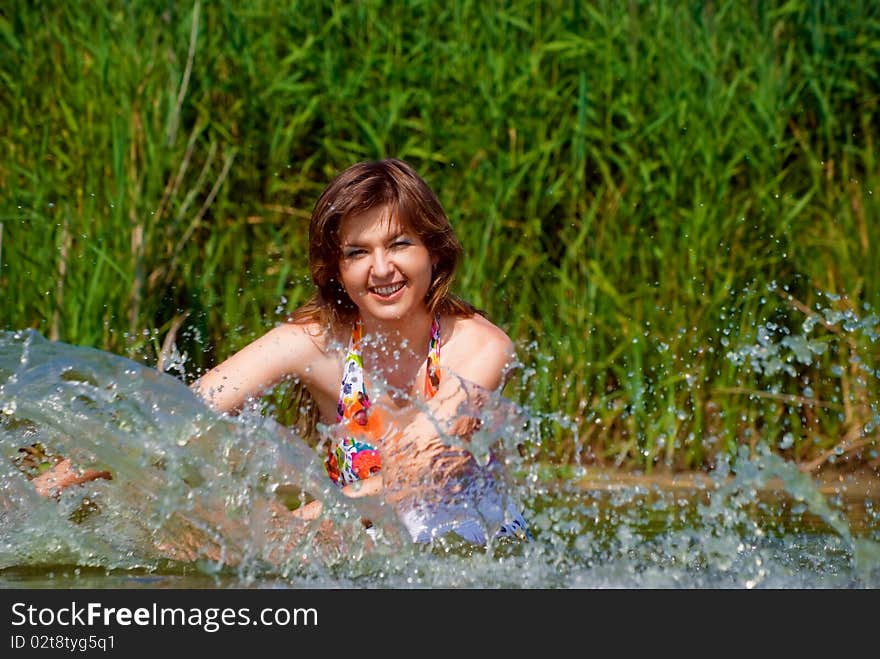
[1,330,877,588]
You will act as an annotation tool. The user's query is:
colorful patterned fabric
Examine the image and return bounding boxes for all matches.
[325,315,442,487]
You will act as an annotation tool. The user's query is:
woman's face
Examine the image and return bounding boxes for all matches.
[337,205,436,325]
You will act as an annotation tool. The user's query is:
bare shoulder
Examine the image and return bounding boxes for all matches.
[441,313,516,390]
[267,318,330,347]
[448,313,514,354]
[237,320,320,359]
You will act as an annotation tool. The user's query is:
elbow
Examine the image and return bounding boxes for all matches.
[191,377,234,413]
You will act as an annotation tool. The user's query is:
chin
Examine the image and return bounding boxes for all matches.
[363,301,426,323]
[362,307,408,322]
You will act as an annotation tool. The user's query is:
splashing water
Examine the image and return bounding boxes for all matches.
[0,329,877,588]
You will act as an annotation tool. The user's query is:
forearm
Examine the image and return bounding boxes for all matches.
[191,370,256,413]
[192,352,287,414]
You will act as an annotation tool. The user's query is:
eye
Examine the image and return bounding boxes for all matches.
[343,247,366,259]
[391,237,413,249]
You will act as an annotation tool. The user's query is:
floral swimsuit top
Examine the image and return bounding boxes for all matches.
[325,315,442,487]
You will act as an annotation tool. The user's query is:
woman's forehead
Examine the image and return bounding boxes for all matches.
[339,205,409,242]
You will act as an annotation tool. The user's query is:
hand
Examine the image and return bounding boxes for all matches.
[341,473,383,498]
[290,499,323,520]
[31,458,112,497]
[448,415,483,441]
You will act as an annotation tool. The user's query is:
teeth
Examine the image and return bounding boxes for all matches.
[372,283,404,296]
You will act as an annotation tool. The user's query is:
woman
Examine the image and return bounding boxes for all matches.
[193,158,528,544]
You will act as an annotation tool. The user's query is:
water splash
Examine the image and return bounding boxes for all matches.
[0,329,385,582]
[0,329,877,588]
[701,446,880,586]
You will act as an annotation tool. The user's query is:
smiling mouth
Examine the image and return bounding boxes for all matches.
[369,282,406,297]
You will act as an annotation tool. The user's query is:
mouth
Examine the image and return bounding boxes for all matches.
[369,282,406,298]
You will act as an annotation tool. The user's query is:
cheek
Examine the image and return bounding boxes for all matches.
[417,257,435,284]
[337,263,359,292]
[403,250,432,277]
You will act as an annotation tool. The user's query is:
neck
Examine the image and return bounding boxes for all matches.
[359,308,434,352]
[358,310,435,392]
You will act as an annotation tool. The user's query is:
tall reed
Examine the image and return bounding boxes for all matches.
[2,0,877,473]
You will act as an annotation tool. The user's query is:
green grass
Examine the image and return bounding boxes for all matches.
[2,0,878,474]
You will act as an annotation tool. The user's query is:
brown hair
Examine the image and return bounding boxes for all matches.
[283,158,480,440]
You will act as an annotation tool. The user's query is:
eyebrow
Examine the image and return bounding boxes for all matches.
[341,230,410,247]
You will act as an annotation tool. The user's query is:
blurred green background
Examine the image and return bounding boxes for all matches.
[2,0,878,474]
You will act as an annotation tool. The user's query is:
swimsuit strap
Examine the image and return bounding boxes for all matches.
[327,320,375,486]
[336,319,368,423]
[424,314,442,398]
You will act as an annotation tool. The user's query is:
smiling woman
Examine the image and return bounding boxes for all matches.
[20,159,528,547]
[191,158,530,545]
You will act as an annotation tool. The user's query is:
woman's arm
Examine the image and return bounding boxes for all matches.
[383,321,520,485]
[424,316,517,433]
[444,314,517,393]
[192,322,322,414]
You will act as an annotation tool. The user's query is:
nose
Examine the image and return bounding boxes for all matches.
[370,249,394,278]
